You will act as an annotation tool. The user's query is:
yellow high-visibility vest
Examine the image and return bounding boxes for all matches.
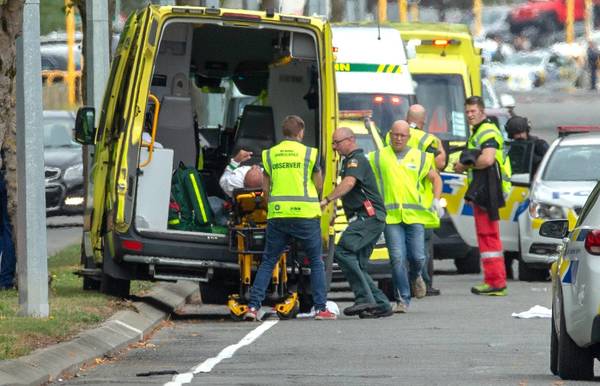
[262,140,321,219]
[369,145,435,225]
[467,121,512,195]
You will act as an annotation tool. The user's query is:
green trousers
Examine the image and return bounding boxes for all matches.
[335,216,390,310]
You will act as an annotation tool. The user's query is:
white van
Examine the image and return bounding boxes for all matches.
[332,26,416,135]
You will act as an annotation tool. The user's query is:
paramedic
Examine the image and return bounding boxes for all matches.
[453,96,511,296]
[369,120,443,313]
[321,127,392,319]
[406,104,445,296]
[244,115,336,321]
[219,149,263,197]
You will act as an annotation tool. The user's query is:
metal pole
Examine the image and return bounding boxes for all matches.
[566,0,575,43]
[82,0,110,262]
[473,0,482,38]
[16,0,48,318]
[399,0,407,22]
[585,0,593,40]
[378,0,386,22]
[65,0,76,107]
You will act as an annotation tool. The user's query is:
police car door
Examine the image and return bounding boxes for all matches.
[443,140,533,252]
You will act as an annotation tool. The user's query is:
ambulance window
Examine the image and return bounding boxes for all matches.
[413,74,467,141]
[338,93,409,135]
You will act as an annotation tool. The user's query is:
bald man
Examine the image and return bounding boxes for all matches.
[369,120,442,312]
[321,127,392,318]
[219,149,263,197]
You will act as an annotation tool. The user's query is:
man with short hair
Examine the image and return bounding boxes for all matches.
[321,127,392,319]
[370,120,442,313]
[454,96,512,296]
[245,115,336,321]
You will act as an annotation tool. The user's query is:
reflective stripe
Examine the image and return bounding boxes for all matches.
[418,133,430,150]
[416,151,427,191]
[269,195,319,202]
[304,147,313,198]
[403,203,427,211]
[386,203,400,210]
[480,251,504,259]
[472,129,497,145]
[168,218,180,225]
[265,149,272,175]
[189,173,208,223]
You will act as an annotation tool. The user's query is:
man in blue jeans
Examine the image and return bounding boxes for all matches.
[370,120,442,313]
[244,115,336,321]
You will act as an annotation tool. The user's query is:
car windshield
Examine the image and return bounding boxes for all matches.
[355,134,377,154]
[504,54,544,66]
[44,117,78,148]
[413,74,468,140]
[338,93,409,136]
[543,145,600,181]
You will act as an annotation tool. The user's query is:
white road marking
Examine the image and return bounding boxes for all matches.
[164,320,278,386]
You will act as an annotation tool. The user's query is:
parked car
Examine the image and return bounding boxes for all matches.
[541,181,600,380]
[44,110,83,215]
[518,130,600,281]
[487,51,581,91]
[508,0,600,35]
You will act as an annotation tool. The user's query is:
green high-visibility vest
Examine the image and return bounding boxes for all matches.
[467,121,512,195]
[369,145,435,225]
[262,140,321,219]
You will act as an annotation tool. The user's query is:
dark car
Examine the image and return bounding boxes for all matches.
[44,110,83,215]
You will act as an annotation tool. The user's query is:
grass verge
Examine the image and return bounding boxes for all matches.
[0,244,153,360]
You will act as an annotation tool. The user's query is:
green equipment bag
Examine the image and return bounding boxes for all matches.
[168,162,214,231]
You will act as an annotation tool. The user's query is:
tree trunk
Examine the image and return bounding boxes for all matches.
[0,0,24,237]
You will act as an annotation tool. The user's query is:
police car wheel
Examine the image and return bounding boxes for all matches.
[557,287,595,380]
[454,249,481,274]
[518,261,549,282]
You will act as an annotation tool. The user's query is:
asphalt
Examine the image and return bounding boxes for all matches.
[0,281,199,386]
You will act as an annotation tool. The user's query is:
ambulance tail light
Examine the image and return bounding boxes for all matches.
[373,95,384,104]
[584,230,600,255]
[421,38,461,47]
[391,96,402,105]
[122,239,143,252]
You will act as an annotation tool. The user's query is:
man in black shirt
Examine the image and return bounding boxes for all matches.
[504,115,549,177]
[320,127,392,318]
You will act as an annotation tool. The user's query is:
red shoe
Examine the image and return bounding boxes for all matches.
[315,309,337,320]
[244,307,259,321]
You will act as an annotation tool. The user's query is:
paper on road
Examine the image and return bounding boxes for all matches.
[511,305,552,319]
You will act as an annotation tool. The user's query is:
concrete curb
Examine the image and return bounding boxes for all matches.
[0,281,199,386]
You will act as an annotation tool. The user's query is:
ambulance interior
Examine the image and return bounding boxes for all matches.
[134,20,321,237]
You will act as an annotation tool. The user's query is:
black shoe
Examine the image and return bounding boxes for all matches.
[426,287,441,296]
[358,307,393,319]
[343,303,378,316]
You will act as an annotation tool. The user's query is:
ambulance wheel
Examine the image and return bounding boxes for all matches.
[100,273,130,299]
[454,249,481,274]
[277,301,300,320]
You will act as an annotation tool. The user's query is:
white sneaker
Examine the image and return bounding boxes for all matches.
[393,302,407,313]
[411,276,426,299]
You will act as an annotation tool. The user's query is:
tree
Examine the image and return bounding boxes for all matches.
[0,1,24,236]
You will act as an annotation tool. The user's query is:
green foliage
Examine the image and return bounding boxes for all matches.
[0,244,152,360]
[40,0,69,35]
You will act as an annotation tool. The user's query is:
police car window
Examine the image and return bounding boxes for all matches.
[575,181,600,227]
[543,145,600,181]
[413,74,467,141]
[338,93,409,135]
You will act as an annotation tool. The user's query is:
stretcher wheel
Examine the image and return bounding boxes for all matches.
[230,311,246,322]
[276,300,299,320]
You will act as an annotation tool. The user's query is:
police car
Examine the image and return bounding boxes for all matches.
[540,181,600,380]
[518,129,600,281]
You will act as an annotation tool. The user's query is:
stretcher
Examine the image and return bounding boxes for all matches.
[226,188,300,320]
